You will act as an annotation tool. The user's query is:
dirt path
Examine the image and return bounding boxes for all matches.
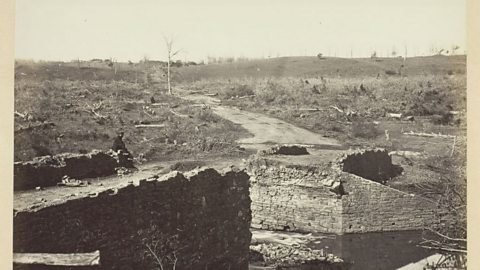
[181,94,342,150]
[15,92,342,211]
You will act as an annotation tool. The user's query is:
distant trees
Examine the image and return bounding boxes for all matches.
[451,45,460,55]
[104,58,118,76]
[391,49,397,57]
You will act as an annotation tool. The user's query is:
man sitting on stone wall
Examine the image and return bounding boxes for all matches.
[112,131,134,168]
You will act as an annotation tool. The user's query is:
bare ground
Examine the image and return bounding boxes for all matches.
[181,93,342,151]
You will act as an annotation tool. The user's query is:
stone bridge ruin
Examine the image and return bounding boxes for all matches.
[13,147,439,269]
[248,148,437,234]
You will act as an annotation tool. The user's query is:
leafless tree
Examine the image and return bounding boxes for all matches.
[419,152,466,268]
[163,36,181,95]
[144,234,184,270]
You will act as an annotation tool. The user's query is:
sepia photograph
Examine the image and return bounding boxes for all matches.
[7,0,472,269]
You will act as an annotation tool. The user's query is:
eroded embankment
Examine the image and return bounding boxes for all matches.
[248,148,437,234]
[14,168,252,270]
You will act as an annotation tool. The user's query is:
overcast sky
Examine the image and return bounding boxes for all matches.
[15,0,466,62]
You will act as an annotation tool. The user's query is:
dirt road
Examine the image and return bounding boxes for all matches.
[182,94,342,150]
[15,93,342,210]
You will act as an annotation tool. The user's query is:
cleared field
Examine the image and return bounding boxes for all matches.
[14,65,250,162]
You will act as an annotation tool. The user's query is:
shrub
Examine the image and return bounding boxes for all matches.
[430,113,454,125]
[351,120,380,139]
[385,70,397,75]
[222,84,254,99]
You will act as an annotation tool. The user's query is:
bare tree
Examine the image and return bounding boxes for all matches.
[163,36,181,95]
[144,234,184,270]
[419,151,467,268]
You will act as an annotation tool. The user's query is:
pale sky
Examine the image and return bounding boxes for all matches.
[15,0,466,62]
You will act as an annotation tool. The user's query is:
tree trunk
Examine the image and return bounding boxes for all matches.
[167,56,172,95]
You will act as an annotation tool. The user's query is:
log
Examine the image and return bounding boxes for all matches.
[15,122,55,132]
[135,124,166,128]
[204,93,218,97]
[402,131,456,138]
[14,111,26,118]
[386,113,402,119]
[238,95,256,99]
[13,250,100,266]
[150,103,170,107]
[169,109,191,118]
[297,108,322,112]
[329,105,344,113]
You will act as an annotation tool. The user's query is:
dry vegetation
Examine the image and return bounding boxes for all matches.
[14,60,249,163]
[180,73,465,150]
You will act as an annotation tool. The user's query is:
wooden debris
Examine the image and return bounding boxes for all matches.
[135,124,166,128]
[386,113,402,119]
[402,131,456,138]
[13,250,100,266]
[14,111,26,118]
[389,150,424,158]
[150,103,170,107]
[204,93,218,97]
[238,95,256,99]
[297,108,323,112]
[83,101,106,119]
[15,122,55,132]
[329,105,344,113]
[169,109,191,118]
[329,105,357,121]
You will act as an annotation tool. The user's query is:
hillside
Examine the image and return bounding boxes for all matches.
[175,55,466,81]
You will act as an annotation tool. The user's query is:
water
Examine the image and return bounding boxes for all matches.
[308,230,435,270]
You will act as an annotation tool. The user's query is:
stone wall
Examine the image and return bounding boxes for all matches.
[248,159,344,233]
[338,149,401,183]
[14,168,252,270]
[14,150,131,190]
[340,174,437,233]
[248,149,437,234]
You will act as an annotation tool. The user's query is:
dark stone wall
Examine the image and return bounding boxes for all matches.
[14,150,130,190]
[14,169,252,270]
[339,149,400,183]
